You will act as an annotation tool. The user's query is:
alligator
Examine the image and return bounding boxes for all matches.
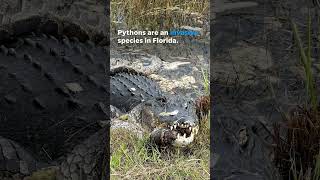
[110,67,199,147]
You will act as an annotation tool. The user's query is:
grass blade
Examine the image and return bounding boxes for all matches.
[291,17,317,111]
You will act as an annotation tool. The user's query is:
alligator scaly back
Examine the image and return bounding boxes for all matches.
[0,30,107,180]
[110,67,163,112]
[0,1,109,179]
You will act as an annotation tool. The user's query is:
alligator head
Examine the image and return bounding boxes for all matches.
[135,95,199,147]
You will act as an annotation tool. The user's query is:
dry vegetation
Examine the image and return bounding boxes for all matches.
[111,0,209,30]
[274,107,320,179]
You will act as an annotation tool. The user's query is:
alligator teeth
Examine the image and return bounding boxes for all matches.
[173,128,196,147]
[189,127,192,131]
[170,126,173,130]
[174,125,177,129]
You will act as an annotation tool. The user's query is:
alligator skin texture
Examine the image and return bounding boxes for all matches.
[0,32,108,179]
[110,67,164,112]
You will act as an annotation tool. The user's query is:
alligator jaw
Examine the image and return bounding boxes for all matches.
[150,123,199,147]
[169,122,199,147]
[172,131,195,147]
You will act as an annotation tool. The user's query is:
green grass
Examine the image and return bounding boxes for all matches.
[111,0,209,30]
[110,115,210,180]
[201,68,210,96]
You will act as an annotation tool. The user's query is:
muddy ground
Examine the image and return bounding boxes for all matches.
[212,0,320,179]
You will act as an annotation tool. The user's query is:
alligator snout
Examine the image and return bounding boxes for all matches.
[149,115,199,147]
